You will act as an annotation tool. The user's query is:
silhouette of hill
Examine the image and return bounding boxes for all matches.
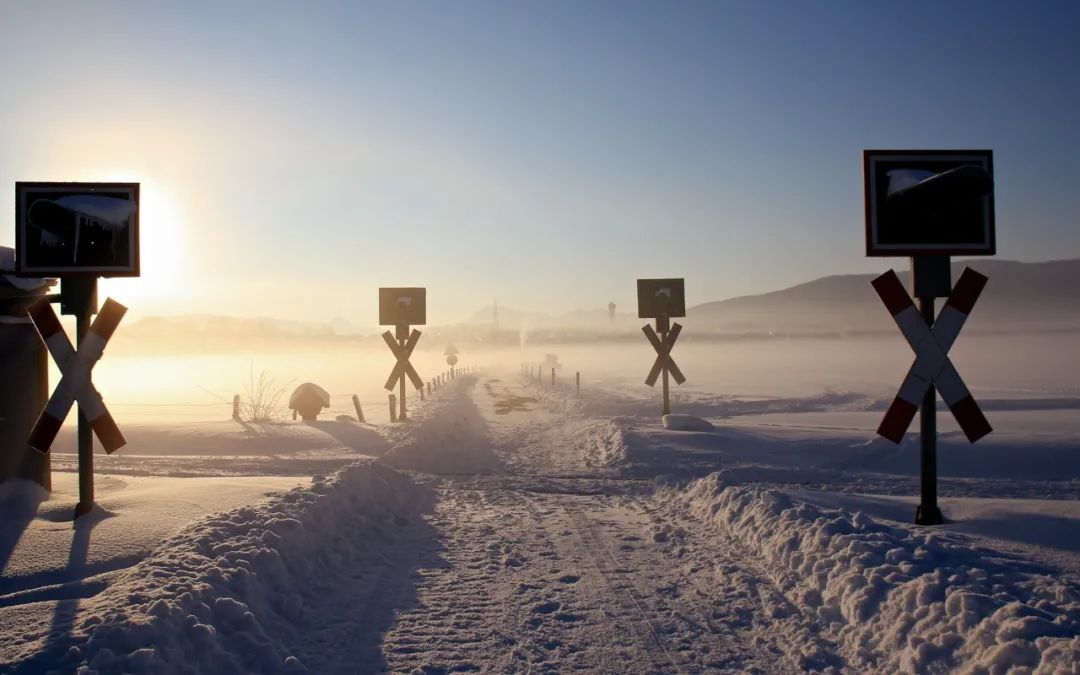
[687,259,1080,336]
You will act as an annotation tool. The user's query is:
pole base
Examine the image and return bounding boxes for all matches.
[74,500,95,519]
[914,504,944,526]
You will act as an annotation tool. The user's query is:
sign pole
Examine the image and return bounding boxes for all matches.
[915,293,942,525]
[657,316,671,416]
[398,330,408,421]
[65,276,98,518]
[75,310,94,517]
[911,255,950,525]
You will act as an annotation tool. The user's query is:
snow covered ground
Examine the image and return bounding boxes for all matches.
[1,339,1078,673]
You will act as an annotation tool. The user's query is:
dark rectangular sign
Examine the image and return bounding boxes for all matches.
[379,287,426,326]
[15,182,140,277]
[637,278,685,318]
[864,150,994,257]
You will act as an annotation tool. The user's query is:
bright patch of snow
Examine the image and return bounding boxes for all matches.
[660,474,1080,672]
[3,461,428,673]
[661,413,716,432]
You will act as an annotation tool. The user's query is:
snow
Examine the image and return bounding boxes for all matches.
[2,462,426,673]
[661,413,716,432]
[2,339,1078,673]
[0,245,50,291]
[658,476,1080,672]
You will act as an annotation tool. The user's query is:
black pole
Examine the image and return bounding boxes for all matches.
[915,296,943,525]
[657,316,671,416]
[74,308,94,518]
[399,336,407,421]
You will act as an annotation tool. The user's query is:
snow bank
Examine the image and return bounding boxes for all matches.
[664,475,1080,673]
[19,461,429,674]
[661,413,716,432]
[581,418,634,467]
[380,376,502,474]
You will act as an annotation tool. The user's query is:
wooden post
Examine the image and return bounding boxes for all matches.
[388,394,398,423]
[352,394,364,423]
[232,394,240,420]
[427,382,432,397]
[419,385,425,402]
[576,371,580,394]
[551,368,555,386]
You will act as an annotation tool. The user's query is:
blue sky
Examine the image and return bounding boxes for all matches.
[1,1,1077,324]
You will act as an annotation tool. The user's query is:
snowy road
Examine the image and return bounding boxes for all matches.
[3,373,1077,673]
[310,376,838,673]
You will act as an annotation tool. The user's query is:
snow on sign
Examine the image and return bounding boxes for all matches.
[864,150,994,256]
[379,287,426,326]
[636,278,685,319]
[15,182,140,276]
[26,297,128,454]
[872,267,992,443]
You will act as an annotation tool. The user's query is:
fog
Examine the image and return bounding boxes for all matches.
[72,330,1079,431]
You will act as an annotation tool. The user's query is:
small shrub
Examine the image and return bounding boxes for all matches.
[241,367,292,423]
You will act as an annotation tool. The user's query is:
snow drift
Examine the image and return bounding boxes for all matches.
[663,474,1080,673]
[661,413,716,432]
[379,376,502,474]
[14,461,430,674]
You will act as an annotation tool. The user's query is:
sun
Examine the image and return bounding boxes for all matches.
[99,180,187,304]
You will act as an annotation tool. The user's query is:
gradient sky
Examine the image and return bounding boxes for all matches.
[2,1,1078,326]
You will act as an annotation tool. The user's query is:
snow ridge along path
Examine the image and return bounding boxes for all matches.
[4,372,1078,673]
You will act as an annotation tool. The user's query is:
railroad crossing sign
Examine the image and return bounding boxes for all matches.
[637,278,686,416]
[383,328,424,391]
[15,182,140,277]
[379,287,426,421]
[863,149,996,526]
[637,278,686,322]
[872,268,991,443]
[27,297,127,454]
[864,150,994,257]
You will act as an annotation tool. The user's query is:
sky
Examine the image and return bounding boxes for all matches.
[1,1,1078,326]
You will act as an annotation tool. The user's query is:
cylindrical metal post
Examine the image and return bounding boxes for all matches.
[398,338,407,421]
[75,310,94,518]
[662,363,671,416]
[915,296,943,525]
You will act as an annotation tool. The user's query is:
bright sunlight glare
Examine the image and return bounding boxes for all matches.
[98,179,187,304]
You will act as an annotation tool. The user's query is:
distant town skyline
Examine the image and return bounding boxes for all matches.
[2,1,1078,323]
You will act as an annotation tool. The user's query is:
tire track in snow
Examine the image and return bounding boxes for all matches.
[560,499,679,673]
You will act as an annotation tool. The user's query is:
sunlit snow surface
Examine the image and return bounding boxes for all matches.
[1,341,1078,672]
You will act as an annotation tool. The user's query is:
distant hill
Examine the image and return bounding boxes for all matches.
[687,258,1080,336]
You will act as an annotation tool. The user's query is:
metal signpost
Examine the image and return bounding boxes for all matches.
[15,182,139,518]
[637,278,686,416]
[380,287,426,421]
[864,150,996,525]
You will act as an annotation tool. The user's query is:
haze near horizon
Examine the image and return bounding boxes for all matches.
[2,1,1078,324]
